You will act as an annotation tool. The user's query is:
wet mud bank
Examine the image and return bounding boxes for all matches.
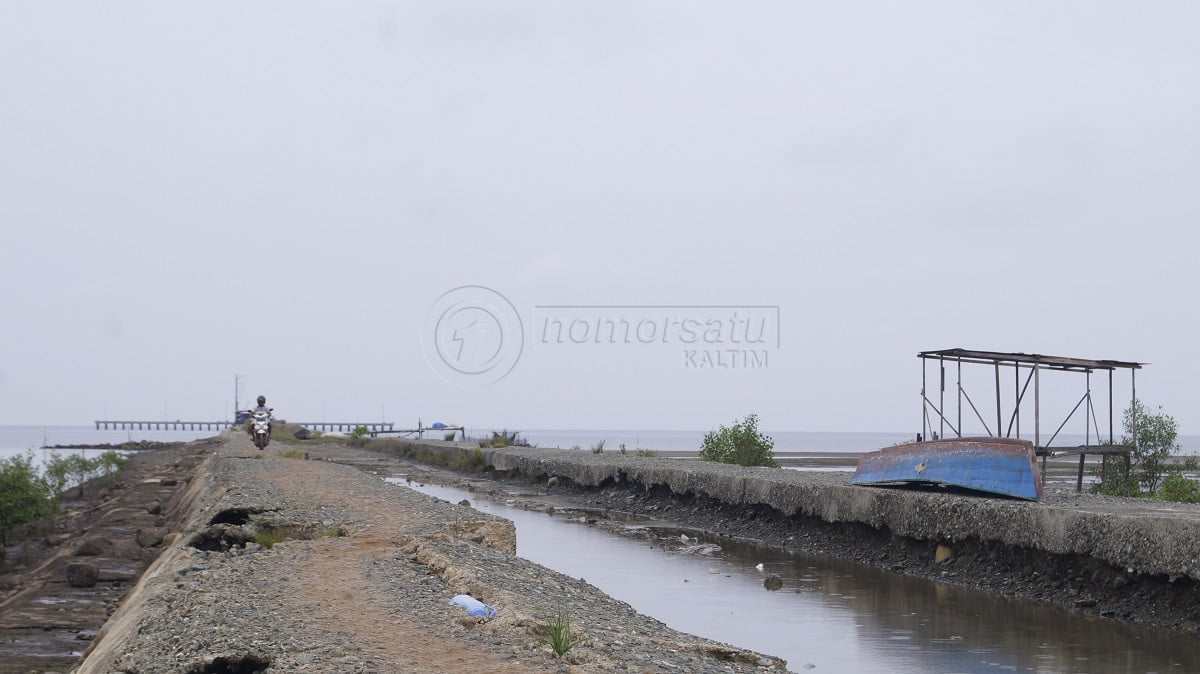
[373,439,1200,634]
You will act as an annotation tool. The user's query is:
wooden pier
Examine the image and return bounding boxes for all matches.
[95,420,233,431]
[95,420,395,433]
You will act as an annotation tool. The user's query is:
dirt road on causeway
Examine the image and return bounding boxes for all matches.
[72,434,785,673]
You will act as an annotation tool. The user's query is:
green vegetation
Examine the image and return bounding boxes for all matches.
[590,439,606,454]
[42,451,127,498]
[450,448,486,473]
[252,521,343,549]
[1,450,128,557]
[635,448,656,457]
[477,430,529,448]
[699,413,779,467]
[444,432,458,441]
[1154,473,1200,503]
[1093,401,1199,501]
[253,526,288,549]
[0,453,55,557]
[263,422,320,445]
[544,604,578,656]
[348,426,372,447]
[278,449,305,459]
[618,443,628,454]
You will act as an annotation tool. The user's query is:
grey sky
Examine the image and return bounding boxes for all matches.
[2,2,1197,436]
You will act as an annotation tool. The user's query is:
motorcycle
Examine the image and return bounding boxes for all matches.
[252,410,272,449]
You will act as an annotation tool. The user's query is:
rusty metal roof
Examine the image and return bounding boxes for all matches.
[917,348,1144,371]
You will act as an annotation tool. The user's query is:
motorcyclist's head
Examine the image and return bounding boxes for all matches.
[257,395,266,407]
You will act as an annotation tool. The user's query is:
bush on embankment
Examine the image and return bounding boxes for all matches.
[1092,401,1200,502]
[0,450,127,557]
[699,414,779,468]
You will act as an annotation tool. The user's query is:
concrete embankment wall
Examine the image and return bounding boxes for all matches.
[383,439,1200,582]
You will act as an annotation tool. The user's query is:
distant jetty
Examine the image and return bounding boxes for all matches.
[40,440,174,451]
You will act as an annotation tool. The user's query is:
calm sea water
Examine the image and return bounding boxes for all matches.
[4,425,1199,463]
[0,425,217,466]
[498,429,1200,455]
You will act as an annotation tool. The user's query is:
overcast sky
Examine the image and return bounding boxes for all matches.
[2,2,1197,436]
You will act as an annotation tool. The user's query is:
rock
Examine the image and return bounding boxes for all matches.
[160,478,178,486]
[763,575,784,591]
[136,527,170,548]
[163,532,179,546]
[66,562,99,587]
[1075,598,1098,608]
[146,501,162,515]
[0,573,22,590]
[111,540,144,559]
[935,544,954,563]
[76,536,113,556]
[293,428,312,440]
[459,499,471,507]
[45,533,71,547]
[547,476,560,487]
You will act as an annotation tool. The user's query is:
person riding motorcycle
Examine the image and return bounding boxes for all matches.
[250,395,273,440]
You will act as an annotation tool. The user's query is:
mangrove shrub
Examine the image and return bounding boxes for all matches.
[699,414,779,468]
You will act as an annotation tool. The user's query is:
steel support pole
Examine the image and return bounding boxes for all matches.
[1014,365,1021,439]
[1034,363,1041,448]
[1086,371,1091,446]
[1108,369,1114,444]
[1035,363,1043,479]
[1131,369,1137,452]
[939,357,945,440]
[957,358,963,437]
[921,358,927,440]
[994,362,1002,438]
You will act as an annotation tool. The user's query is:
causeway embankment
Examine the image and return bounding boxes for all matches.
[357,438,1200,632]
[65,434,786,673]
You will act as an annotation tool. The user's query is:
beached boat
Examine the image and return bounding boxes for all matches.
[851,437,1041,501]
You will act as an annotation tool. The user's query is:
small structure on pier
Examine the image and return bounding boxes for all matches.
[917,348,1143,491]
[368,420,467,441]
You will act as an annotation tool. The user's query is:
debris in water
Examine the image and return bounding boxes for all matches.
[755,563,764,571]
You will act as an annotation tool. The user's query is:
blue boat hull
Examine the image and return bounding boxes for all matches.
[851,438,1041,501]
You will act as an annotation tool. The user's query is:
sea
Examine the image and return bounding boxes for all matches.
[4,425,1198,467]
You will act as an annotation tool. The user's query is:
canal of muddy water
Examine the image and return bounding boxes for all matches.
[385,476,1199,674]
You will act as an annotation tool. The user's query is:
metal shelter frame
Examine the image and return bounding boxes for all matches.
[918,348,1145,489]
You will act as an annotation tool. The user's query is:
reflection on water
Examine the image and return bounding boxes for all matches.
[391,478,1200,674]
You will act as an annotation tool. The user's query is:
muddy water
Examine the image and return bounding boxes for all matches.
[390,478,1200,674]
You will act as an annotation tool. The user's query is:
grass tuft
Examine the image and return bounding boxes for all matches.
[544,604,578,656]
